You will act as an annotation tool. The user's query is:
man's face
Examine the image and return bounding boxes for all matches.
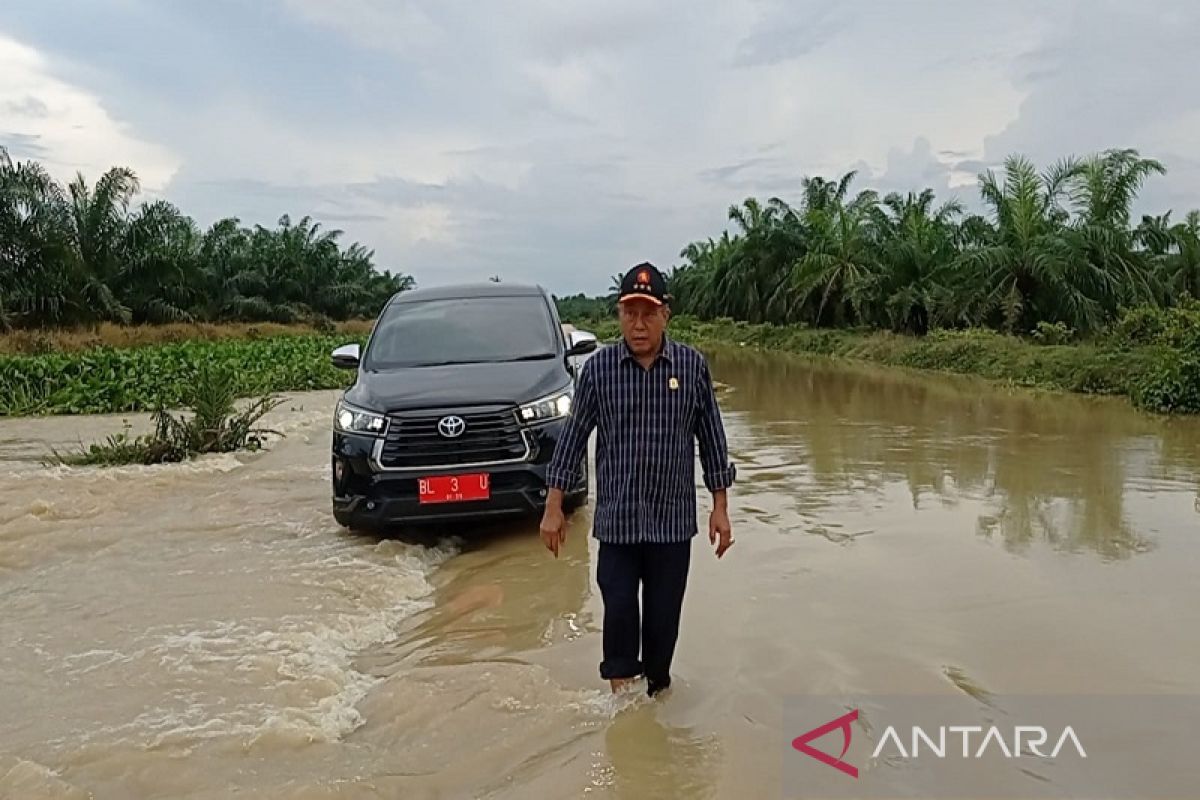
[618,298,669,356]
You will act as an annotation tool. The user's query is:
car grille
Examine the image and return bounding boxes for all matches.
[378,406,528,469]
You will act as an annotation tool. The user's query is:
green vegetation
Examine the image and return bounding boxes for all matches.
[667,149,1198,336]
[575,306,1200,414]
[0,333,366,416]
[6,142,1199,418]
[0,319,374,356]
[1,147,412,330]
[557,148,1200,414]
[48,365,283,466]
[553,293,614,323]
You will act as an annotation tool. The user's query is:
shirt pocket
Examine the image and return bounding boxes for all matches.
[663,370,696,435]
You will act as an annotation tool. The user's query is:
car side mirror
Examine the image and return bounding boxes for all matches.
[331,343,361,369]
[565,330,598,357]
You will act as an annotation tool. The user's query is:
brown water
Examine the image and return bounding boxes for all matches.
[1,351,1198,799]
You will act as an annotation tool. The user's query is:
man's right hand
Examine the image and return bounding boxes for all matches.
[539,490,567,557]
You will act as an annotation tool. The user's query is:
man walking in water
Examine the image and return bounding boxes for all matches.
[540,262,737,697]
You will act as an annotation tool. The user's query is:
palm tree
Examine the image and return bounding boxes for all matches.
[1071,149,1166,315]
[119,200,200,322]
[65,166,141,323]
[790,173,881,327]
[1159,211,1200,300]
[873,189,963,333]
[953,155,1101,332]
[671,232,745,320]
[0,147,89,327]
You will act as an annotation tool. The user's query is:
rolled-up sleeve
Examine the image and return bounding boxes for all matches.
[695,358,736,492]
[546,359,599,490]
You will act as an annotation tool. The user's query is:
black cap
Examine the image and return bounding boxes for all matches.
[618,262,667,306]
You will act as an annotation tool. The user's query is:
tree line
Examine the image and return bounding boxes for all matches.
[666,149,1199,336]
[1,147,413,329]
[6,145,1198,339]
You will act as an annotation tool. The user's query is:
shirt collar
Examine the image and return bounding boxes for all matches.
[619,333,676,364]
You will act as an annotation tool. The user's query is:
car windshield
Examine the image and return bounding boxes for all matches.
[364,296,559,369]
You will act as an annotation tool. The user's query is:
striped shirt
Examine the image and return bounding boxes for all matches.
[546,334,736,544]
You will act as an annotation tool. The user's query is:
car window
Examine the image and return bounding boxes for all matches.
[364,296,559,369]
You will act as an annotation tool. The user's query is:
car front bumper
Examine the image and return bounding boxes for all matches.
[330,418,585,530]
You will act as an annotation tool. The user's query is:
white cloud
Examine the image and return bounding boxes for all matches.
[0,34,179,191]
[2,0,1198,294]
[279,0,445,59]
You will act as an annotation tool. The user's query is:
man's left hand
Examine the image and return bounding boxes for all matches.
[709,507,733,558]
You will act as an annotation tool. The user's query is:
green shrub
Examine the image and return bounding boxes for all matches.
[1109,300,1200,349]
[1128,348,1200,414]
[1031,321,1075,345]
[48,364,283,466]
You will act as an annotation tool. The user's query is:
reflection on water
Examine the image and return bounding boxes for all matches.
[707,348,1200,561]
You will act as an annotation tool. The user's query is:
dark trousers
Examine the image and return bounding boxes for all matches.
[596,539,692,696]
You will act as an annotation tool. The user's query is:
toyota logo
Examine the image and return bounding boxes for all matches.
[437,415,467,438]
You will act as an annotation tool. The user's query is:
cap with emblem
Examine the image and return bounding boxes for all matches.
[617,262,668,306]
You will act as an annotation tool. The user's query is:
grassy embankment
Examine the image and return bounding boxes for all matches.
[2,305,1197,420]
[580,306,1200,415]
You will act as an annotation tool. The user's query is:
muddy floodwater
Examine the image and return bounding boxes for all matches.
[2,349,1199,798]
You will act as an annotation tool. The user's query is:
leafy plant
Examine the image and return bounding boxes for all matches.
[1031,321,1075,345]
[0,333,364,416]
[47,364,283,466]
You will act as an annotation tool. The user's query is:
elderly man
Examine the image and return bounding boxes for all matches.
[539,262,737,697]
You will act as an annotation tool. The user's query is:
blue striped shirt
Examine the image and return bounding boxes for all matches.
[546,334,736,544]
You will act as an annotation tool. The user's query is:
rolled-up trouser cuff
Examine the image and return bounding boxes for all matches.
[599,657,643,680]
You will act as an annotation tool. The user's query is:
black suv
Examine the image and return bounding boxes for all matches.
[329,282,598,532]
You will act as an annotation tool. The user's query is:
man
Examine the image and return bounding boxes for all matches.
[540,262,736,697]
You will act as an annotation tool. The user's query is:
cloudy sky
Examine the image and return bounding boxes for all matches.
[2,1,1197,294]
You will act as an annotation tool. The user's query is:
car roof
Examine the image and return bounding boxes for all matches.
[388,282,549,305]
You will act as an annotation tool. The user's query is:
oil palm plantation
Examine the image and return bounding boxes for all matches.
[0,147,413,329]
[666,147,1195,338]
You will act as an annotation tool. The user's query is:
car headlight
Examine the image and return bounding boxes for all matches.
[519,388,573,424]
[335,400,388,435]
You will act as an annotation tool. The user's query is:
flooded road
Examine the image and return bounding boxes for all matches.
[2,350,1199,798]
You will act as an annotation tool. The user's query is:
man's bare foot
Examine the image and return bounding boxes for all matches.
[609,677,638,694]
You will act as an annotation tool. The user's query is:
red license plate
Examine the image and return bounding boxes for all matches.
[418,473,491,504]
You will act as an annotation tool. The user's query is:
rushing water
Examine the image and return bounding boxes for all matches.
[1,350,1198,798]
